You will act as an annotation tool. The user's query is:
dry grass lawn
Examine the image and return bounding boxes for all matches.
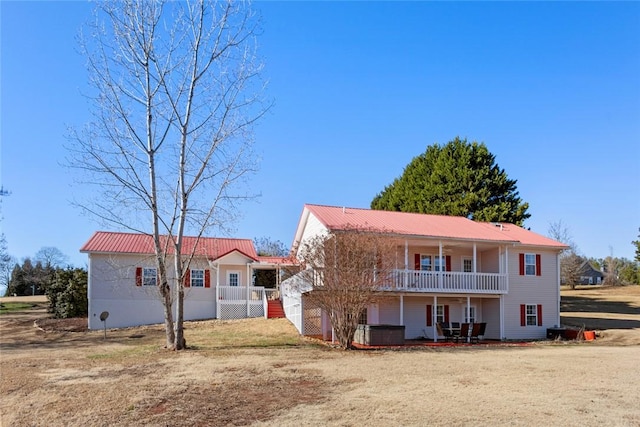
[1,287,639,426]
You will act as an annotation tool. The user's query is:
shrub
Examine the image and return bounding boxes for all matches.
[46,268,88,318]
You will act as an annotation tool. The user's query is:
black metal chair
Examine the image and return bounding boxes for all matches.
[470,322,487,343]
[455,323,470,343]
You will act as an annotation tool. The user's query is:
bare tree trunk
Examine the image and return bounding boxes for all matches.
[70,0,267,350]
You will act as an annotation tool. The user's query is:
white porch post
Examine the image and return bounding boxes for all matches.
[466,296,471,343]
[473,242,477,290]
[246,264,251,317]
[215,263,220,319]
[438,241,443,289]
[433,295,438,342]
[404,240,409,287]
[557,251,561,327]
[505,245,510,292]
[473,243,477,273]
[500,294,505,340]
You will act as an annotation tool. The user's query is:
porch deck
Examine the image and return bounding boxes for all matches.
[387,270,508,294]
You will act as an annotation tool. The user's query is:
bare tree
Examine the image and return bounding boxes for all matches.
[602,247,621,287]
[295,228,397,349]
[548,220,583,289]
[68,0,268,350]
[34,247,69,268]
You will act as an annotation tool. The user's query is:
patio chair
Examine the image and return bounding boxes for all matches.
[438,322,453,342]
[470,322,487,343]
[455,323,470,343]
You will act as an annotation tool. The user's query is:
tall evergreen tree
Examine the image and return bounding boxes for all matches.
[371,137,530,225]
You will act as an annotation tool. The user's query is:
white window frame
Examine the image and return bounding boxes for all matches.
[525,304,538,326]
[524,253,536,276]
[420,255,432,271]
[143,268,157,287]
[420,254,446,272]
[463,305,476,323]
[191,269,204,288]
[227,271,240,287]
[462,257,473,273]
[435,304,445,323]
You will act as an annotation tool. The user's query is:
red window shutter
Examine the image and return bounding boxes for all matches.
[519,253,525,276]
[445,255,451,272]
[204,270,211,288]
[537,304,543,326]
[536,254,542,276]
[135,267,142,286]
[444,305,450,322]
[414,254,421,270]
[426,305,432,326]
[184,269,191,287]
[520,304,526,327]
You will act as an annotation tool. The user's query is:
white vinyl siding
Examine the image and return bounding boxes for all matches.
[503,249,561,339]
[87,255,218,330]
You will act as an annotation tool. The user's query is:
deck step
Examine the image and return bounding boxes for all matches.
[267,299,286,318]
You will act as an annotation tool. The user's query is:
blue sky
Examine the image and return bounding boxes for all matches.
[1,1,639,271]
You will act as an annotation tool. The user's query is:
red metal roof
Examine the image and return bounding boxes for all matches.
[80,231,259,260]
[304,204,567,249]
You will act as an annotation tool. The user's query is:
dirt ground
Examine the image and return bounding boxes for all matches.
[1,287,639,426]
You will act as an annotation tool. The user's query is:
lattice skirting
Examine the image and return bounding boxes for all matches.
[219,302,264,320]
[303,305,322,336]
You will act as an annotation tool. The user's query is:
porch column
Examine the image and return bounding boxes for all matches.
[404,240,409,269]
[557,252,561,327]
[246,264,251,317]
[438,241,443,289]
[473,242,477,290]
[500,295,505,340]
[466,296,471,343]
[404,240,409,288]
[505,245,509,292]
[215,263,220,319]
[400,295,404,326]
[433,295,438,342]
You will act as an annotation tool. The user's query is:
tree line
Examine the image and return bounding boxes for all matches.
[2,247,87,319]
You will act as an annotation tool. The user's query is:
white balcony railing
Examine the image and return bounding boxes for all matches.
[218,286,265,301]
[388,270,507,294]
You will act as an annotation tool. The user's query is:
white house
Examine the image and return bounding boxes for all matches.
[81,232,289,330]
[281,204,568,341]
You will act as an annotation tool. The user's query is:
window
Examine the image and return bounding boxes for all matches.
[419,255,447,271]
[525,304,537,326]
[463,258,473,273]
[435,305,445,323]
[464,306,476,323]
[143,268,157,286]
[228,271,239,287]
[191,269,204,287]
[420,255,432,271]
[520,253,541,276]
[524,254,536,276]
[520,304,542,327]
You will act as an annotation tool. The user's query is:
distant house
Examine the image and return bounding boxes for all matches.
[81,232,291,330]
[281,204,568,341]
[578,261,604,285]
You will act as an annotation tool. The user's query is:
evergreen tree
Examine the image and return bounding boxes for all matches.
[632,228,640,263]
[47,268,88,318]
[371,137,530,225]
